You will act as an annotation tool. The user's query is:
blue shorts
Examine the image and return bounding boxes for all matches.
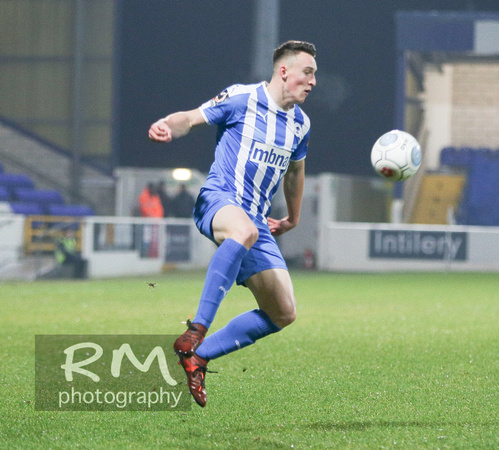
[193,188,288,285]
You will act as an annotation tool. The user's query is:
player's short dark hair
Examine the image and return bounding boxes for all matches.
[273,40,316,65]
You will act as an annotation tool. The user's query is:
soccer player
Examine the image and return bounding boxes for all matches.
[148,40,317,407]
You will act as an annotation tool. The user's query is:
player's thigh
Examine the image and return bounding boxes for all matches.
[245,268,296,328]
[212,205,258,248]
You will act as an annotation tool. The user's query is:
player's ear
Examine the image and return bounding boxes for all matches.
[279,65,288,81]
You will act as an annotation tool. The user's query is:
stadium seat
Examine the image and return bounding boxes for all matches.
[0,173,35,202]
[48,204,95,217]
[457,151,499,226]
[455,147,473,167]
[0,186,10,202]
[476,147,494,157]
[0,173,35,190]
[14,188,65,205]
[11,187,34,201]
[9,202,44,216]
[440,146,496,171]
[439,146,458,166]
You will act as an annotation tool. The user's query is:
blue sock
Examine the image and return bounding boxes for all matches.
[196,309,281,360]
[193,238,248,329]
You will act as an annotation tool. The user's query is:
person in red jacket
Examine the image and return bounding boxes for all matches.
[138,182,164,218]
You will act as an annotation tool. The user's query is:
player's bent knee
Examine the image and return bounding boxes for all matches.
[271,307,296,329]
[231,223,259,249]
[244,224,259,247]
[281,310,297,328]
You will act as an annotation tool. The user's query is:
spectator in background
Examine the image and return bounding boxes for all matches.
[157,180,172,217]
[138,182,164,218]
[54,229,86,278]
[171,184,195,218]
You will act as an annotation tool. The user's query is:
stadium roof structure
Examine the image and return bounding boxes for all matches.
[392,11,499,200]
[395,11,499,131]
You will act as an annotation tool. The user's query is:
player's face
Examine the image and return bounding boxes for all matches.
[283,52,317,105]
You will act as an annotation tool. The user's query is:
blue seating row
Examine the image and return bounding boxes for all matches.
[9,202,95,217]
[0,186,64,204]
[441,148,499,226]
[0,172,35,190]
[440,146,499,169]
[0,166,95,217]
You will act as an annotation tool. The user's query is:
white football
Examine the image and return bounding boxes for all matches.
[371,130,422,181]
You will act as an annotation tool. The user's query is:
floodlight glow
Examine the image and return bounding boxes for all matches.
[172,168,192,181]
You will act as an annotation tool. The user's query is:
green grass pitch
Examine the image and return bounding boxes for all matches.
[1,271,498,448]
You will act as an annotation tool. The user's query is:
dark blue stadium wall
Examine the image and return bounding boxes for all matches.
[114,0,253,173]
[114,0,499,176]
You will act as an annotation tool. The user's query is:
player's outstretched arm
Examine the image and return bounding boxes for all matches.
[148,108,206,143]
[268,159,305,236]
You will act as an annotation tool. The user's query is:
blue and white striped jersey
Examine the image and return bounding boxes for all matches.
[199,82,311,223]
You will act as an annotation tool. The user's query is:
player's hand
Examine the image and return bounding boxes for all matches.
[148,119,173,143]
[267,216,297,237]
